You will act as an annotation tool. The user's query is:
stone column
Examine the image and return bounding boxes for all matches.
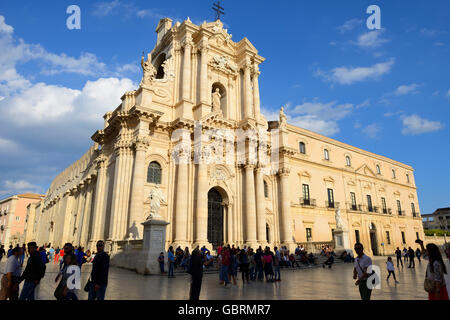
[174,152,189,245]
[279,167,294,246]
[199,41,209,104]
[182,35,193,101]
[109,141,127,241]
[90,156,107,246]
[252,63,261,117]
[255,165,266,244]
[244,164,257,245]
[244,60,253,118]
[74,184,86,244]
[79,180,93,247]
[227,204,233,245]
[128,137,149,239]
[194,161,208,246]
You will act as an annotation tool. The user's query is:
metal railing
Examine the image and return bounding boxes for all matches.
[398,210,405,216]
[347,203,363,211]
[325,201,339,209]
[300,198,316,207]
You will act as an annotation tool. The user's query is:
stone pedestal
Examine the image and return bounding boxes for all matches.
[136,219,169,275]
[333,228,351,253]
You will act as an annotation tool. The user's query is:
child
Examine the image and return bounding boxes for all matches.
[386,257,399,283]
[158,252,165,273]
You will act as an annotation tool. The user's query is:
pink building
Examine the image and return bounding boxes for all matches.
[0,193,44,246]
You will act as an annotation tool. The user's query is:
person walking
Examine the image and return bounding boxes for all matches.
[188,248,204,300]
[55,253,79,300]
[19,244,27,267]
[408,247,415,268]
[416,239,448,300]
[386,257,399,284]
[158,252,165,273]
[254,248,264,281]
[395,247,403,268]
[403,247,408,264]
[415,248,421,263]
[263,248,274,282]
[0,245,5,263]
[7,245,13,258]
[220,248,231,288]
[18,242,45,300]
[167,246,175,278]
[238,249,250,284]
[0,247,22,300]
[88,240,110,300]
[273,247,281,282]
[353,242,373,301]
[54,247,60,264]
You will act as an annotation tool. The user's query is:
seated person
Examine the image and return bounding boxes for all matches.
[204,253,214,268]
[322,254,334,268]
[289,254,300,268]
[308,252,317,265]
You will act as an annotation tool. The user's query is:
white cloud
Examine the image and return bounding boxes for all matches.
[362,124,381,138]
[316,59,394,85]
[337,19,363,34]
[356,99,370,109]
[0,16,13,34]
[394,83,421,95]
[0,180,43,195]
[93,0,121,17]
[356,30,389,48]
[3,77,135,126]
[446,89,450,97]
[420,28,438,37]
[0,137,19,153]
[401,114,444,135]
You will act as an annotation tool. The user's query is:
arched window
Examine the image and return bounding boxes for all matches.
[147,161,162,184]
[154,53,166,79]
[264,181,269,198]
[376,165,381,175]
[346,156,351,167]
[324,149,329,160]
[392,169,396,179]
[299,142,306,154]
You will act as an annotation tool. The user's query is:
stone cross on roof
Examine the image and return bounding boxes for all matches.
[212,0,225,21]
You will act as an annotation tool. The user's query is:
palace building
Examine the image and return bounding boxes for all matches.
[24,18,424,257]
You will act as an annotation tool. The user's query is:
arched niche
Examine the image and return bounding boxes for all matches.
[154,53,166,79]
[211,82,227,117]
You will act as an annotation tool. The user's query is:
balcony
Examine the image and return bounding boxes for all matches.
[326,201,339,209]
[398,210,405,216]
[388,208,392,214]
[367,205,374,212]
[373,206,379,213]
[347,203,363,212]
[300,198,316,207]
[382,207,388,214]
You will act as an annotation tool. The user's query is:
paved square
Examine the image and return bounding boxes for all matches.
[1,256,449,300]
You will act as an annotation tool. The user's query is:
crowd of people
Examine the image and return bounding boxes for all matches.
[0,240,110,301]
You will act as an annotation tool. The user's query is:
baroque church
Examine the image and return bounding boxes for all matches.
[24,18,424,257]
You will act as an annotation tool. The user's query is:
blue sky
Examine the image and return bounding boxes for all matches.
[0,0,448,214]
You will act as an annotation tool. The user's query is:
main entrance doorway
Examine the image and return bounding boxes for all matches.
[207,188,224,249]
[369,223,379,256]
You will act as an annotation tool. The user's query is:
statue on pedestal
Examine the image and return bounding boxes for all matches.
[146,186,166,220]
[280,106,287,127]
[140,52,156,87]
[212,88,222,113]
[335,208,345,230]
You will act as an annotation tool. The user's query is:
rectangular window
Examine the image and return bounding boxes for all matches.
[406,174,410,183]
[355,230,360,243]
[397,200,402,215]
[386,231,391,245]
[367,195,373,212]
[416,232,419,239]
[306,228,312,240]
[327,188,334,208]
[350,192,357,210]
[302,184,310,205]
[411,203,416,217]
[401,231,406,244]
[381,197,387,214]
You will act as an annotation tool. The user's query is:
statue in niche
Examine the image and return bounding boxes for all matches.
[212,88,222,113]
[146,186,166,220]
[140,52,156,87]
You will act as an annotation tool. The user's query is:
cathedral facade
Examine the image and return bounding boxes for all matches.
[24,18,424,256]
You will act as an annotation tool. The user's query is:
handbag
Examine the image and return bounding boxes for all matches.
[84,277,93,292]
[424,270,436,293]
[54,280,66,300]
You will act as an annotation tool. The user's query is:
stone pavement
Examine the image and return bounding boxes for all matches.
[1,256,449,300]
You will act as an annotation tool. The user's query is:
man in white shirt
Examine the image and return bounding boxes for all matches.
[0,247,22,300]
[353,242,373,300]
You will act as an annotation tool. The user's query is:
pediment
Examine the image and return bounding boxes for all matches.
[393,190,401,196]
[347,180,356,186]
[356,164,376,177]
[299,171,311,178]
[323,176,335,183]
[352,222,361,227]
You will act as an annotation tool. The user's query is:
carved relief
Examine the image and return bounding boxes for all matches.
[209,55,238,76]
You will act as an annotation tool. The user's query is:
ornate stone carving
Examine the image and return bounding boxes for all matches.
[279,106,287,128]
[335,208,346,230]
[140,53,156,87]
[161,57,175,79]
[211,169,227,182]
[209,55,238,76]
[134,136,150,151]
[279,167,291,177]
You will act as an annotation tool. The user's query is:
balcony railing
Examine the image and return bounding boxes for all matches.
[398,210,405,216]
[367,205,374,212]
[326,201,340,209]
[347,203,363,211]
[374,206,379,213]
[300,198,316,207]
[388,208,392,214]
[382,207,388,214]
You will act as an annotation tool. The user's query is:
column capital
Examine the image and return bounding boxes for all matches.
[95,154,108,169]
[244,163,255,170]
[183,34,193,48]
[134,136,150,152]
[278,167,291,177]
